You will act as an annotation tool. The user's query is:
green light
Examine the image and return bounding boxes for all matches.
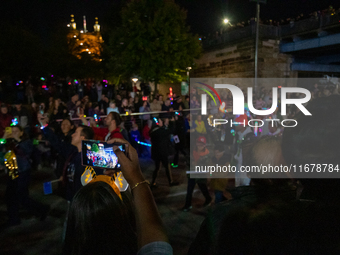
[0,138,6,144]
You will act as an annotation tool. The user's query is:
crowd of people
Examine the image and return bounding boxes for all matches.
[1,77,340,254]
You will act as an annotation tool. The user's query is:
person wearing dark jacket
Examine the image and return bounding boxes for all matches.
[54,119,75,181]
[160,99,173,119]
[39,116,98,201]
[172,115,187,167]
[2,125,49,226]
[149,118,178,187]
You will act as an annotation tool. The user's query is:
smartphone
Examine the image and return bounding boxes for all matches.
[5,127,12,134]
[81,140,126,170]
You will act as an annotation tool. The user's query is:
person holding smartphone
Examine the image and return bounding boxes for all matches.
[64,138,173,255]
[38,114,98,201]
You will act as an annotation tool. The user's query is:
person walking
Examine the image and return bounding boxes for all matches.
[149,118,178,187]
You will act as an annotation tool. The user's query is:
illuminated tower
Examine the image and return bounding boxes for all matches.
[94,17,100,33]
[70,14,76,30]
[67,14,103,61]
[83,16,87,33]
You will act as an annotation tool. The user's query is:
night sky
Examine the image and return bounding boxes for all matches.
[1,0,339,37]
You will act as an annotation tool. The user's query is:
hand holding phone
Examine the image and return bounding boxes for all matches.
[107,138,145,188]
[81,140,126,170]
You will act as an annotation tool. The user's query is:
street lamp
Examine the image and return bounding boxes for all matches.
[222,18,233,34]
[132,78,138,96]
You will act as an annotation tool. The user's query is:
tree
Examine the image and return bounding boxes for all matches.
[108,0,201,91]
[91,143,99,153]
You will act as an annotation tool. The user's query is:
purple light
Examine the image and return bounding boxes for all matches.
[51,75,54,77]
[16,83,19,86]
[105,85,107,87]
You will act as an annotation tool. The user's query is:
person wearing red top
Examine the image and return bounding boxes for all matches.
[142,120,152,141]
[0,104,13,138]
[80,112,123,141]
[142,120,152,157]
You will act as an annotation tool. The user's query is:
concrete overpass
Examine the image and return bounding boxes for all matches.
[194,12,340,80]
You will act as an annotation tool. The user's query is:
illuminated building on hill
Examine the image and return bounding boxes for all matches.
[67,14,103,61]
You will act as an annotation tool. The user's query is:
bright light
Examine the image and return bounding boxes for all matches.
[73,35,76,38]
[187,67,192,70]
[80,43,83,45]
[132,78,138,83]
[67,24,70,27]
[169,87,173,97]
[224,19,229,24]
[88,52,91,54]
[86,48,89,51]
[80,30,84,33]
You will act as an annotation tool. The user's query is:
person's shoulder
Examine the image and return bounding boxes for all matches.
[137,242,173,255]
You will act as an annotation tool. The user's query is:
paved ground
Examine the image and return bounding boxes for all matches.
[0,155,211,255]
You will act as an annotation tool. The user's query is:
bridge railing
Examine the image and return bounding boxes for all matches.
[202,12,340,49]
[280,14,340,37]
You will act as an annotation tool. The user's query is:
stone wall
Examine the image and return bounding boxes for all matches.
[192,38,298,89]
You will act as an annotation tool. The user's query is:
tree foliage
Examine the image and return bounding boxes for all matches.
[108,0,201,85]
[91,143,99,153]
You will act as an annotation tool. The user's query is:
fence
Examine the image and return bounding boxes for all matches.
[202,12,340,48]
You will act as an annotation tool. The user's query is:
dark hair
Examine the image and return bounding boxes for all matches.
[63,182,137,255]
[108,112,122,126]
[79,125,94,140]
[92,102,99,109]
[12,125,29,141]
[242,136,289,192]
[62,118,74,127]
